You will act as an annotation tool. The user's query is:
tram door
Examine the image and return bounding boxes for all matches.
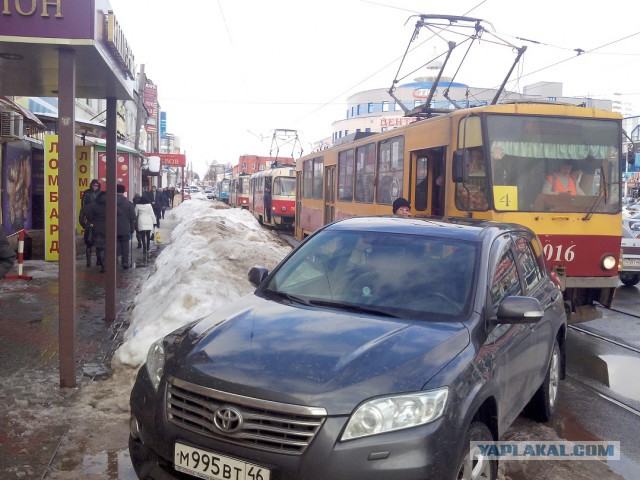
[324,165,336,225]
[412,148,445,216]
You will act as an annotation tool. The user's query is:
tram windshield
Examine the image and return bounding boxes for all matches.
[273,177,296,196]
[485,115,620,214]
[240,178,249,194]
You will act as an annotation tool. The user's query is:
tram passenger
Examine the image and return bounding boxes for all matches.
[392,197,411,217]
[543,161,585,196]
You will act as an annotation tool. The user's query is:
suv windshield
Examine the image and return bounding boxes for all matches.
[262,230,477,320]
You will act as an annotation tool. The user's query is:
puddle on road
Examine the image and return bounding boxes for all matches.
[573,353,640,401]
[596,354,640,400]
[53,448,137,479]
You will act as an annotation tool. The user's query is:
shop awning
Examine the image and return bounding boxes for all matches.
[0,96,46,129]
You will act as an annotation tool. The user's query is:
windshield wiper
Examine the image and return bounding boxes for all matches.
[307,299,400,318]
[264,289,312,306]
[582,166,607,221]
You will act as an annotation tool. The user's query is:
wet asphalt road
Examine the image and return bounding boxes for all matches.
[554,283,640,479]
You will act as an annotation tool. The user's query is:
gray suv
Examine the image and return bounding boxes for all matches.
[129,216,566,480]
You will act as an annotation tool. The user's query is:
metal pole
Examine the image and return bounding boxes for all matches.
[105,97,117,322]
[58,47,77,388]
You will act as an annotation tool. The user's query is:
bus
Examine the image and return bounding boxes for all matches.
[229,173,250,209]
[249,167,296,228]
[217,178,230,204]
[295,102,630,314]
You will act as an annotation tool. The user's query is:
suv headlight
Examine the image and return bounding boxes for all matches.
[341,388,448,441]
[145,339,166,392]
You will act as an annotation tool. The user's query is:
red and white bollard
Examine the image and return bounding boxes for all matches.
[5,229,32,281]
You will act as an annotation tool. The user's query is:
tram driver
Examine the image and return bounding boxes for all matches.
[542,160,585,196]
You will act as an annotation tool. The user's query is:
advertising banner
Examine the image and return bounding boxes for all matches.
[1,141,33,233]
[45,135,59,261]
[144,83,158,133]
[98,151,130,198]
[76,146,92,232]
[158,153,186,167]
[160,111,167,139]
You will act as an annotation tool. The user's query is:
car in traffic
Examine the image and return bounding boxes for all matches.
[204,188,214,199]
[620,222,640,286]
[623,202,640,218]
[129,216,567,480]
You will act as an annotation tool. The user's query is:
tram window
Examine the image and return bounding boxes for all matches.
[415,156,429,211]
[355,143,375,203]
[455,148,488,211]
[377,136,404,205]
[303,157,323,199]
[338,149,355,201]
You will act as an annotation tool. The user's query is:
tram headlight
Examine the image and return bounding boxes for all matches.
[601,254,617,271]
[281,206,287,212]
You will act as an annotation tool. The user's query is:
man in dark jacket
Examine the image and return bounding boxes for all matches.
[0,229,16,278]
[143,185,165,228]
[116,184,136,269]
[86,191,107,272]
[80,179,101,266]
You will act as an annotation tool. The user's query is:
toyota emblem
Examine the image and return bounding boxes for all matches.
[214,406,243,433]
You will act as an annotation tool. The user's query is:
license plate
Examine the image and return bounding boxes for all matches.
[175,443,271,480]
[623,258,640,267]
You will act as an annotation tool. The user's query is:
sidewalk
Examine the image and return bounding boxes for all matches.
[0,217,175,479]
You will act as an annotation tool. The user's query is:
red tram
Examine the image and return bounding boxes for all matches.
[229,173,250,209]
[248,166,296,228]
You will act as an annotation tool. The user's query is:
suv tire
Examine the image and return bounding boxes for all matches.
[525,339,560,422]
[455,421,496,480]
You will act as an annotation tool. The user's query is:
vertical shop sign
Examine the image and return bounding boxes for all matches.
[160,111,167,139]
[144,82,158,133]
[76,146,91,233]
[45,135,59,261]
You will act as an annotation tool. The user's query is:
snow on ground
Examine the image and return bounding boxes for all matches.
[112,196,292,369]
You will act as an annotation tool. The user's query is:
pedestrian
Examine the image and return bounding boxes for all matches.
[392,197,411,217]
[86,190,107,272]
[143,185,164,228]
[81,179,101,206]
[80,179,101,267]
[0,228,17,278]
[116,184,136,269]
[158,187,168,219]
[135,196,156,255]
[132,193,143,249]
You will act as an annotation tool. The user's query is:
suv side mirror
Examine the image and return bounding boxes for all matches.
[248,266,270,287]
[489,296,544,325]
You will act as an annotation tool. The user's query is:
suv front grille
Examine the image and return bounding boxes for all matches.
[167,377,326,455]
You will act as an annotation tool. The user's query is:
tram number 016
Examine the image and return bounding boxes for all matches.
[543,244,576,262]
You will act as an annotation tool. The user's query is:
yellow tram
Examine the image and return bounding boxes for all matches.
[295,102,628,313]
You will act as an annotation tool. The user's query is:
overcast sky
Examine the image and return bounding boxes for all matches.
[108,0,640,176]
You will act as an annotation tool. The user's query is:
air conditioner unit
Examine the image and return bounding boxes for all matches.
[0,111,24,139]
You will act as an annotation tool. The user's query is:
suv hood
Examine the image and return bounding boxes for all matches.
[165,294,470,413]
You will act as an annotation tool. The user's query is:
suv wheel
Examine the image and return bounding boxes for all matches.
[525,339,560,422]
[455,421,496,480]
